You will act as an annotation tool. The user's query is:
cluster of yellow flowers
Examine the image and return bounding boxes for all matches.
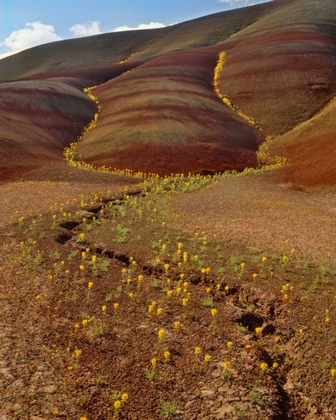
[257,135,288,167]
[213,51,263,131]
[213,52,287,168]
[114,392,129,412]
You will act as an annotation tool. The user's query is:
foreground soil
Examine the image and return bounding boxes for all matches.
[172,168,336,261]
[1,166,336,419]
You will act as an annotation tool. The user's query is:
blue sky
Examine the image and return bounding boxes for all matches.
[0,0,272,59]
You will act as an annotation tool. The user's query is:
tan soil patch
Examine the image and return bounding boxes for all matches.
[172,170,336,261]
[0,163,140,232]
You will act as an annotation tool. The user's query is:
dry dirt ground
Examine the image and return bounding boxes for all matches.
[0,165,336,420]
[0,163,141,231]
[172,168,336,262]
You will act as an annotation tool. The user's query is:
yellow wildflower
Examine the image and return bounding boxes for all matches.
[211,309,218,317]
[204,354,211,362]
[260,362,268,372]
[223,361,231,370]
[158,329,165,342]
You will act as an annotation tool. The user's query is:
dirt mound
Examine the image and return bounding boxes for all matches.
[0,0,335,186]
[268,97,336,188]
[0,80,95,178]
[0,0,281,81]
[217,0,336,136]
[76,48,262,175]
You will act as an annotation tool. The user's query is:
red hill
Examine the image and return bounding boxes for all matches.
[0,0,335,186]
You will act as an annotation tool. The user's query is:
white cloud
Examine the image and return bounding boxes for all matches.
[0,21,61,59]
[69,21,102,37]
[0,19,166,60]
[113,22,165,32]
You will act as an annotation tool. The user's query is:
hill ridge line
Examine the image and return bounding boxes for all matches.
[225,0,295,42]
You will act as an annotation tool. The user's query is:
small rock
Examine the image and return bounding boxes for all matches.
[185,400,195,409]
[284,377,294,391]
[212,369,222,378]
[201,389,216,397]
[215,404,234,418]
[43,385,57,394]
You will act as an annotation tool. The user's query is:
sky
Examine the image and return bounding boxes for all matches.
[0,0,273,59]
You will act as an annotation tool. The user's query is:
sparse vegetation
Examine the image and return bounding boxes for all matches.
[1,1,336,418]
[1,167,335,419]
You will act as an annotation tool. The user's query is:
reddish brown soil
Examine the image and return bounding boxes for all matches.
[1,169,336,419]
[1,0,336,187]
[216,0,336,137]
[1,1,336,418]
[87,142,257,177]
[0,80,95,179]
[77,47,262,175]
[268,98,336,188]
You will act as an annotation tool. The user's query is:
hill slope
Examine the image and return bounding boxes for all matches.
[0,0,335,185]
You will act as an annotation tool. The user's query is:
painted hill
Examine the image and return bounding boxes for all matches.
[0,0,335,185]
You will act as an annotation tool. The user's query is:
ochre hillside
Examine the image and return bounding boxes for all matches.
[0,0,335,186]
